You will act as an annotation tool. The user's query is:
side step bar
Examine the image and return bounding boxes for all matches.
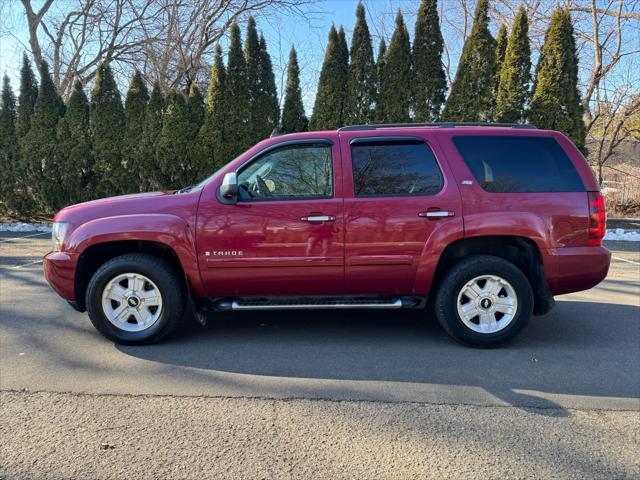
[209,296,425,311]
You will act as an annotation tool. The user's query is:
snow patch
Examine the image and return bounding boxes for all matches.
[605,228,640,242]
[0,223,52,233]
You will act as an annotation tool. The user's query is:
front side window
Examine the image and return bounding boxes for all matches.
[237,144,333,200]
[351,140,443,196]
[452,136,585,193]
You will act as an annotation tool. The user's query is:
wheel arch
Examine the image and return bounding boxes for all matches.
[429,235,554,315]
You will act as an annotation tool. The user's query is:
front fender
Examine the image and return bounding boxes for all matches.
[66,214,205,297]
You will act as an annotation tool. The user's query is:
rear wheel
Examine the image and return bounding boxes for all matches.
[434,255,533,347]
[86,253,186,344]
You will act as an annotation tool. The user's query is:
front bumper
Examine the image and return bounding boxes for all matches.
[543,246,611,295]
[43,251,79,301]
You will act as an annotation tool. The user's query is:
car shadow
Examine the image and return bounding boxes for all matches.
[117,299,640,416]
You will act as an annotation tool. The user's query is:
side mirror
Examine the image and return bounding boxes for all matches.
[220,172,238,200]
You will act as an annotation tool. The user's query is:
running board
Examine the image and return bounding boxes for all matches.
[209,296,425,311]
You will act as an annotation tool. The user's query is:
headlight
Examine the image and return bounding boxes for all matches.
[51,222,70,252]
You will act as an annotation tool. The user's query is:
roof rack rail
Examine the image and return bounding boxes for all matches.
[338,122,537,132]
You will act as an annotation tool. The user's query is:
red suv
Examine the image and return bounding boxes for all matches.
[44,123,610,347]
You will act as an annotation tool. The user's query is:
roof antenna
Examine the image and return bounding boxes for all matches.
[270,128,282,138]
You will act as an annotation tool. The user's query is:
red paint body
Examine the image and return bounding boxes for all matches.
[44,127,611,305]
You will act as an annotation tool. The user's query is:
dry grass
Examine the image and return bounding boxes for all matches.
[594,162,640,217]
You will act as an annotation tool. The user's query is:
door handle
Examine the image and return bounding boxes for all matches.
[301,215,335,222]
[418,210,455,218]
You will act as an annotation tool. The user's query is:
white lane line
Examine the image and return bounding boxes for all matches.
[612,255,640,266]
[0,231,50,242]
[10,259,43,270]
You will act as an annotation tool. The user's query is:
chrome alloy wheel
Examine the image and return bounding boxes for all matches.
[101,273,163,332]
[456,274,518,334]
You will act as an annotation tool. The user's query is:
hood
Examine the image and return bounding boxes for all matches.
[53,190,199,227]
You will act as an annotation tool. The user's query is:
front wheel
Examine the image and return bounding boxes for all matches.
[85,253,186,344]
[433,255,533,347]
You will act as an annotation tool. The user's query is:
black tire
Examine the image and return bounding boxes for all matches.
[85,253,186,345]
[433,255,533,347]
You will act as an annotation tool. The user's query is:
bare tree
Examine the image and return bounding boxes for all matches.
[17,0,312,97]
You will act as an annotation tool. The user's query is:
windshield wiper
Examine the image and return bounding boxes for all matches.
[176,185,193,194]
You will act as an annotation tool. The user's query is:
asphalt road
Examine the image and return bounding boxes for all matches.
[1,232,639,479]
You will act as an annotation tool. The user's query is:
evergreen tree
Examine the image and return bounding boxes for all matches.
[55,80,92,208]
[90,62,125,197]
[310,25,349,130]
[225,21,251,157]
[0,75,17,207]
[156,90,193,188]
[123,70,149,192]
[378,11,412,123]
[442,0,496,121]
[495,8,531,123]
[16,54,38,139]
[345,2,376,125]
[256,34,280,139]
[20,60,65,211]
[374,39,387,121]
[490,24,508,120]
[245,20,279,143]
[413,0,447,121]
[280,47,308,133]
[245,16,262,143]
[529,8,585,152]
[139,81,165,190]
[196,45,227,176]
[186,82,205,183]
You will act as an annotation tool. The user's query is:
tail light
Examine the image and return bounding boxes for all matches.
[588,192,606,246]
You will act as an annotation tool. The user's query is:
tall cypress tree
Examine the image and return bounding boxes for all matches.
[345,2,376,125]
[139,81,164,190]
[157,90,192,188]
[378,11,412,123]
[123,70,149,193]
[489,24,508,120]
[186,82,205,183]
[0,76,17,207]
[310,25,349,130]
[442,0,496,121]
[245,16,262,144]
[413,0,447,121]
[280,47,308,133]
[529,8,585,152]
[257,34,280,138]
[16,54,38,139]
[55,80,92,208]
[374,39,387,121]
[91,62,125,197]
[196,45,227,176]
[225,21,251,157]
[20,60,65,211]
[495,8,531,123]
[245,20,279,143]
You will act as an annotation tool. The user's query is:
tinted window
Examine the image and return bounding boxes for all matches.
[351,140,443,196]
[237,144,332,200]
[452,136,584,193]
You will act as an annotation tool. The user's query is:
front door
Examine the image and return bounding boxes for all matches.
[197,139,344,296]
[340,132,462,295]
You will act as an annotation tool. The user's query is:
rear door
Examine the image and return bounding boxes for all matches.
[340,131,462,295]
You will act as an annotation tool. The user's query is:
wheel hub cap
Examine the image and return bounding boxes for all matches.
[456,274,518,334]
[101,273,163,333]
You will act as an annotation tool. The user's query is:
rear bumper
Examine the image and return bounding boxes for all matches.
[43,251,78,301]
[542,246,611,295]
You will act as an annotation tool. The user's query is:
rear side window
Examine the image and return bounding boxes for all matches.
[452,136,584,193]
[351,140,443,196]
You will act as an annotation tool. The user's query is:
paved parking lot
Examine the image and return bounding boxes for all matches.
[1,232,639,479]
